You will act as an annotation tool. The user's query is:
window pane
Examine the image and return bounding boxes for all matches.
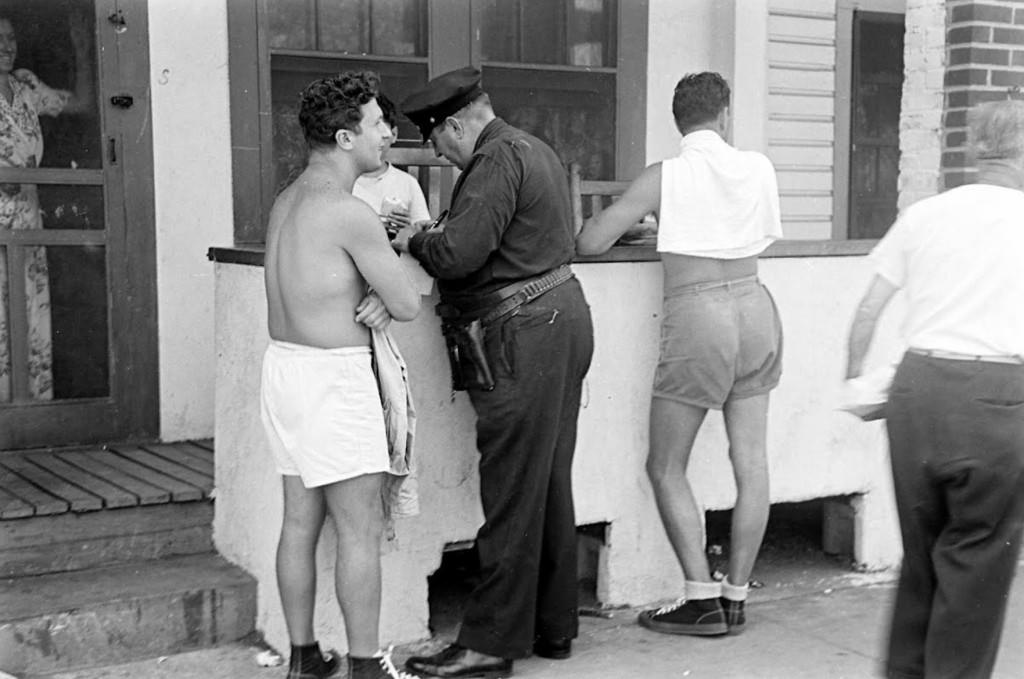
[370,0,425,56]
[268,0,316,50]
[0,184,104,230]
[480,0,561,63]
[568,0,616,67]
[480,0,616,66]
[270,56,428,194]
[39,184,105,230]
[520,0,563,64]
[318,0,425,56]
[0,244,109,402]
[318,0,368,53]
[48,245,109,399]
[479,0,518,62]
[483,66,616,179]
[3,0,101,169]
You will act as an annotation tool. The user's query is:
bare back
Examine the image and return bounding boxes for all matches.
[661,253,758,290]
[265,166,415,348]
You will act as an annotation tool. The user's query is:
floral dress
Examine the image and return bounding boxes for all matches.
[0,69,70,401]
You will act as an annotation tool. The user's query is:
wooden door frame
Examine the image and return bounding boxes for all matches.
[0,0,157,449]
[105,0,158,443]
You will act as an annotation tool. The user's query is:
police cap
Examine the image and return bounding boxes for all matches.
[401,66,484,142]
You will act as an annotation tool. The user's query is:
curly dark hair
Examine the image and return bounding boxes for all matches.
[298,71,381,150]
[672,72,731,132]
[377,92,397,129]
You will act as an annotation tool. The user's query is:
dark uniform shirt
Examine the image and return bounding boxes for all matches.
[407,118,574,300]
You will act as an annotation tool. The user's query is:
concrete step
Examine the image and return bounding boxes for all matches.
[0,553,256,677]
[0,501,214,578]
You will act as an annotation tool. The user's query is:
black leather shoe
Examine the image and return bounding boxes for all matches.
[532,637,572,660]
[404,644,513,678]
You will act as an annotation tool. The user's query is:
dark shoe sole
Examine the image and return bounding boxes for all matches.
[637,612,728,636]
[533,647,571,660]
[726,623,746,635]
[407,669,511,679]
[405,661,513,678]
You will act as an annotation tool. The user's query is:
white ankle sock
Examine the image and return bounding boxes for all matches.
[684,579,722,600]
[721,577,748,602]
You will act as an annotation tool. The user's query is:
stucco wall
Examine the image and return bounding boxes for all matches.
[213,256,905,654]
[148,2,234,441]
[645,0,736,163]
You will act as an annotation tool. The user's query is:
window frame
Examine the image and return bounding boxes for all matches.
[226,0,647,245]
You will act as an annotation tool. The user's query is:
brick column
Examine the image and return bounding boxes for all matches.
[900,0,948,209]
[943,0,1024,188]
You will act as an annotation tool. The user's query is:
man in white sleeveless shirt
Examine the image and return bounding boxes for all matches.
[846,99,1024,679]
[577,72,782,637]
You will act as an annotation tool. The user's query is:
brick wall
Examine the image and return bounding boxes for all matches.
[942,0,1024,188]
[900,0,948,209]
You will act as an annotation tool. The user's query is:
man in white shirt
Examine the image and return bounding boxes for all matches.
[353,93,433,233]
[846,99,1024,679]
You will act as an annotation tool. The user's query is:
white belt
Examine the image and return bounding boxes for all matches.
[908,347,1024,365]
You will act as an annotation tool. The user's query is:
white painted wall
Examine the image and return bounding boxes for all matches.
[645,0,736,163]
[148,2,234,441]
[213,254,906,654]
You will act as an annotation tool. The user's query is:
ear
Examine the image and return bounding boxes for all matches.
[446,116,463,139]
[334,128,354,149]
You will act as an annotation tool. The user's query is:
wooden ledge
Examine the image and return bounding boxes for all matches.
[209,239,878,269]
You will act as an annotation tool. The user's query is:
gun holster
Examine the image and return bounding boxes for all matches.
[442,318,496,392]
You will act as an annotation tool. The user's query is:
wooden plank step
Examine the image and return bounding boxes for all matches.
[1,454,104,512]
[107,445,211,497]
[141,442,214,476]
[78,450,202,502]
[0,462,69,515]
[0,484,34,519]
[29,452,138,509]
[176,439,216,461]
[56,451,171,505]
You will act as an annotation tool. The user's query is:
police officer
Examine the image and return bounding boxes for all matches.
[391,67,594,677]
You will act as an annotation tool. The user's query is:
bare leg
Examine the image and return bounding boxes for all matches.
[646,397,712,582]
[277,475,327,645]
[323,472,386,658]
[722,394,770,584]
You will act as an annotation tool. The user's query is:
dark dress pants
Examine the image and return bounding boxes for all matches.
[885,352,1024,679]
[456,278,594,659]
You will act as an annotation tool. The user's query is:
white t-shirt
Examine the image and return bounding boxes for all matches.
[353,163,432,226]
[869,183,1024,357]
[353,163,435,295]
[657,130,782,258]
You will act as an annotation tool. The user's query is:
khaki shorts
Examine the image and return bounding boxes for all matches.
[260,340,389,488]
[652,275,783,410]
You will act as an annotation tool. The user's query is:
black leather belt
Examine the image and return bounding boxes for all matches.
[437,264,574,325]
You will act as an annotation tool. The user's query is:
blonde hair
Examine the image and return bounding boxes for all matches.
[968,99,1024,160]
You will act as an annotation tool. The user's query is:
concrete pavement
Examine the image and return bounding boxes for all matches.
[32,561,1024,679]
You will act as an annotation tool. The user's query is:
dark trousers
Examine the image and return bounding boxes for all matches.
[455,278,594,659]
[885,352,1024,679]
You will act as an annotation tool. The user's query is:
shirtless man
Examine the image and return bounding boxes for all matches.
[260,71,420,679]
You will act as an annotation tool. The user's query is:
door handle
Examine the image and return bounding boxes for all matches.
[110,95,134,109]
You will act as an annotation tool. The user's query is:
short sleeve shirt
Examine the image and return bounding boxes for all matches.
[869,183,1024,357]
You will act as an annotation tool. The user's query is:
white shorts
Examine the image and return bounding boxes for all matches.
[260,340,389,488]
